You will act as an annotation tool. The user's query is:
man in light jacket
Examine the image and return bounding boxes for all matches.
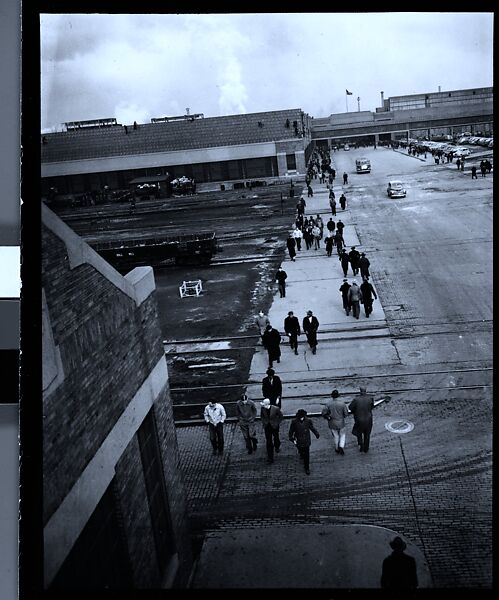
[347,280,363,319]
[204,400,227,456]
[321,390,349,455]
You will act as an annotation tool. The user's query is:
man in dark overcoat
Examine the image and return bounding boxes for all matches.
[261,368,283,408]
[288,409,320,475]
[381,536,418,591]
[284,311,301,354]
[339,279,351,316]
[302,310,319,354]
[360,277,377,318]
[349,386,374,453]
[262,324,281,369]
[260,399,284,463]
[349,246,361,276]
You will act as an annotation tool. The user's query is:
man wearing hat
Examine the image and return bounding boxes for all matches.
[359,252,370,280]
[349,386,374,453]
[284,310,301,355]
[302,310,320,354]
[381,536,418,590]
[348,246,360,276]
[360,277,378,318]
[236,394,258,454]
[347,280,363,319]
[321,390,349,455]
[261,368,283,408]
[262,324,281,368]
[260,399,284,464]
[339,278,351,316]
[288,409,320,475]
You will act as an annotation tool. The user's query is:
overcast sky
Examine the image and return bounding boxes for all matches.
[40,12,493,132]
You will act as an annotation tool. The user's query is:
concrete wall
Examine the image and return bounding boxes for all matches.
[42,207,192,588]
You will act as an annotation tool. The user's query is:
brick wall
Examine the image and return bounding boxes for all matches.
[42,211,192,588]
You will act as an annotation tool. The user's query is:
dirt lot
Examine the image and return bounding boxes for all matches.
[54,183,304,420]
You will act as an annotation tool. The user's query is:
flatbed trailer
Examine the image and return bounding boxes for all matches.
[90,232,219,272]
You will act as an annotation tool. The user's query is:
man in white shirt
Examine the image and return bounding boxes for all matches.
[204,401,227,455]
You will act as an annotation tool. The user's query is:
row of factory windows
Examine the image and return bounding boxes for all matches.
[41,155,295,196]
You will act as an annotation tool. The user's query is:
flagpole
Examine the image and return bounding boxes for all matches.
[346,91,348,113]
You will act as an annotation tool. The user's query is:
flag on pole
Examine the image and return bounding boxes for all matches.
[346,89,353,95]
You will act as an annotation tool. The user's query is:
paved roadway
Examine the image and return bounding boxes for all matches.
[178,146,492,588]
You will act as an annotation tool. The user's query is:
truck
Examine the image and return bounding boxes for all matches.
[90,232,219,273]
[171,176,196,195]
[356,158,371,173]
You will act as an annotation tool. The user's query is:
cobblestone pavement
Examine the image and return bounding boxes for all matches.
[178,383,492,588]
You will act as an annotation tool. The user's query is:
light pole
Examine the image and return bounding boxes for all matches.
[357,97,361,112]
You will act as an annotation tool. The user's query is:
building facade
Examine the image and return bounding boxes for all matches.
[42,204,192,589]
[41,109,312,198]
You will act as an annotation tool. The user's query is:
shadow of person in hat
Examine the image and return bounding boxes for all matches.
[380,536,418,593]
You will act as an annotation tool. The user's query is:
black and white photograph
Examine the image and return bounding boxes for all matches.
[33,10,493,592]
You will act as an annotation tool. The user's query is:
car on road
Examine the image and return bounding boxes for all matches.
[356,158,371,173]
[453,147,471,157]
[344,144,350,151]
[387,180,406,198]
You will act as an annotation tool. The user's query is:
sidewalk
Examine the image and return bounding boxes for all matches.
[187,176,435,588]
[248,177,397,416]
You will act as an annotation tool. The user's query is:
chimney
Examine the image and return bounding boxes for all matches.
[438,86,441,93]
[380,91,384,106]
[186,107,190,115]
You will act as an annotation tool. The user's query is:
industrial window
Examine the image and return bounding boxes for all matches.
[137,410,176,575]
[286,153,297,170]
[50,481,133,589]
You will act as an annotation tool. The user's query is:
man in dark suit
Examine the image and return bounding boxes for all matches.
[349,246,361,276]
[275,266,288,298]
[260,398,284,463]
[284,311,301,355]
[302,310,319,354]
[360,277,377,318]
[261,368,282,408]
[262,324,281,368]
[349,386,374,452]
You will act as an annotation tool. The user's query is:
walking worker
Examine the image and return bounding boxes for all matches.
[471,165,478,179]
[236,394,258,454]
[456,158,461,170]
[334,229,345,255]
[325,232,335,257]
[303,310,319,354]
[203,400,227,455]
[329,194,337,216]
[261,368,283,408]
[359,252,370,279]
[321,389,349,455]
[349,386,374,453]
[275,266,288,298]
[343,172,348,185]
[348,280,363,319]
[326,217,336,233]
[284,310,301,355]
[360,277,378,318]
[381,537,418,591]
[255,310,270,342]
[349,246,361,276]
[292,226,303,251]
[312,224,321,250]
[262,324,281,368]
[480,160,487,177]
[303,224,313,250]
[339,249,350,277]
[286,233,297,261]
[339,278,351,316]
[288,409,320,475]
[260,398,284,464]
[315,214,324,236]
[307,184,314,197]
[336,218,345,236]
[339,193,347,210]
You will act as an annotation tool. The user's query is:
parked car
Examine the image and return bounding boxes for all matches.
[344,144,350,151]
[387,180,406,198]
[453,147,471,157]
